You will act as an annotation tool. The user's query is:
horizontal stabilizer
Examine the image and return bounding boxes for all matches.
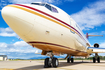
[88,35,103,37]
[87,47,105,53]
[86,33,103,39]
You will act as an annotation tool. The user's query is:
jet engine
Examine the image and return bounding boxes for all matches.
[94,43,99,48]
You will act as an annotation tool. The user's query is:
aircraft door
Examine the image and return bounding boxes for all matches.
[69,17,76,34]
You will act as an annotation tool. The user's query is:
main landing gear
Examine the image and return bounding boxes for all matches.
[93,53,100,63]
[67,55,74,63]
[44,52,59,68]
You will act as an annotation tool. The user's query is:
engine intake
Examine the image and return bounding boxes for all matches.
[94,43,99,48]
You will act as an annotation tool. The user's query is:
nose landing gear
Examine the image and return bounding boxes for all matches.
[44,51,59,68]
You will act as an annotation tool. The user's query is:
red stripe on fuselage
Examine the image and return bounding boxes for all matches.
[14,4,87,43]
[27,41,87,53]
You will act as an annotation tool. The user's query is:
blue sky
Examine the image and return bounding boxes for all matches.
[0,0,105,59]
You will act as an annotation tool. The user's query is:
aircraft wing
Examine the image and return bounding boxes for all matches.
[87,47,105,54]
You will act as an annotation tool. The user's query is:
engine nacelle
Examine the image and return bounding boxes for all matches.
[94,43,99,48]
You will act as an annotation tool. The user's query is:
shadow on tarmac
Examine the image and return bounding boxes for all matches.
[17,61,92,70]
[1,60,105,70]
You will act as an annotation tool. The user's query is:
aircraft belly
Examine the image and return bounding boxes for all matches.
[30,43,88,56]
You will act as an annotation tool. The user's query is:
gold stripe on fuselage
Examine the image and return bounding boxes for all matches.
[7,5,86,43]
[7,5,70,29]
[6,5,88,55]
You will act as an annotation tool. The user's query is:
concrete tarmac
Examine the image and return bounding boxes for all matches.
[0,60,105,70]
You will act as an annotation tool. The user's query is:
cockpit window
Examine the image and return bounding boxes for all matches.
[52,7,58,13]
[31,3,58,13]
[45,4,52,11]
[31,3,45,6]
[45,4,58,13]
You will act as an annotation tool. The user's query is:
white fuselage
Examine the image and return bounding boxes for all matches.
[2,3,91,56]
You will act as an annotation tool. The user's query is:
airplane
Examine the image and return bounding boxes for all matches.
[1,2,105,68]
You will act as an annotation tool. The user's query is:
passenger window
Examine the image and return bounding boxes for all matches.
[45,4,52,11]
[52,7,58,13]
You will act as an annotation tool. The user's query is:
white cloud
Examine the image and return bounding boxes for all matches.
[0,27,17,37]
[88,31,105,35]
[0,41,40,53]
[101,31,105,35]
[8,0,74,5]
[13,41,29,47]
[88,32,101,36]
[8,0,55,4]
[8,0,41,4]
[0,53,6,55]
[0,42,7,48]
[0,32,16,37]
[71,0,105,30]
[100,42,105,48]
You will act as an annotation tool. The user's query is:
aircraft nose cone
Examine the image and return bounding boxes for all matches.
[1,5,34,36]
